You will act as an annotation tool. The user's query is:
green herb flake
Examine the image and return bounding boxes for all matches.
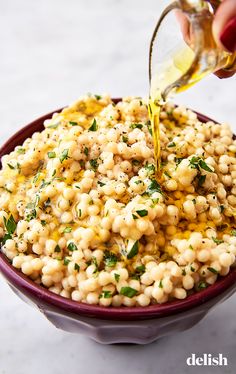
[132,214,138,220]
[130,123,143,130]
[63,227,72,233]
[59,149,69,163]
[17,147,25,154]
[159,280,163,288]
[231,230,236,236]
[97,181,105,187]
[48,122,60,129]
[207,267,218,274]
[74,263,80,271]
[67,242,78,251]
[104,251,118,267]
[88,119,97,131]
[164,171,171,178]
[54,244,61,253]
[212,237,224,245]
[182,269,186,276]
[64,258,70,266]
[41,220,47,226]
[120,286,138,298]
[47,151,56,159]
[197,281,208,290]
[145,120,152,135]
[94,94,102,100]
[136,209,148,217]
[167,142,176,148]
[99,290,112,299]
[198,175,206,187]
[189,156,213,173]
[69,121,78,126]
[3,214,17,235]
[219,205,225,213]
[114,273,120,282]
[122,135,128,143]
[144,163,155,175]
[84,147,89,156]
[199,159,213,172]
[7,163,15,170]
[89,158,98,171]
[147,179,163,195]
[175,157,184,166]
[127,240,139,259]
[132,159,141,166]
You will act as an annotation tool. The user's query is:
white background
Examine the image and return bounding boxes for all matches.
[0,1,235,373]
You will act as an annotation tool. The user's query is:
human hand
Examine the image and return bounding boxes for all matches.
[176,0,236,78]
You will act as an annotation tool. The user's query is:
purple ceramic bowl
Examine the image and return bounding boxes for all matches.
[0,99,236,344]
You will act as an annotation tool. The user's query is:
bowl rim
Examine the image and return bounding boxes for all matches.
[0,99,236,321]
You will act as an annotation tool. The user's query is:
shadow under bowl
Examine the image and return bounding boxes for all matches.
[0,99,236,344]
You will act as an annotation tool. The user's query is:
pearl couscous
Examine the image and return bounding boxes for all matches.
[0,94,236,307]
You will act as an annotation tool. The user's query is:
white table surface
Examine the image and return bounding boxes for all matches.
[0,1,235,373]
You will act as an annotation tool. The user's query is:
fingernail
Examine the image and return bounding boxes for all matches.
[220,17,236,52]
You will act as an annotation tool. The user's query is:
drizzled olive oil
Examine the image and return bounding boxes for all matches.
[148,46,194,177]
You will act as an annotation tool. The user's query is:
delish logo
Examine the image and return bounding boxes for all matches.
[186,353,228,367]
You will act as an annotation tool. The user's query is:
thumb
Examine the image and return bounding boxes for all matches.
[212,0,236,52]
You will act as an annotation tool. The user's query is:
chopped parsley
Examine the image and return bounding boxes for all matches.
[144,163,155,175]
[197,281,208,291]
[84,147,89,156]
[145,120,152,135]
[59,149,69,163]
[94,94,102,100]
[189,156,213,172]
[67,242,78,251]
[7,163,15,170]
[207,267,218,274]
[104,251,118,267]
[88,118,97,131]
[198,174,206,187]
[97,181,105,187]
[47,151,56,158]
[136,209,148,217]
[146,179,163,195]
[127,240,139,259]
[167,142,176,148]
[69,121,78,126]
[1,214,17,244]
[120,287,138,298]
[74,263,80,271]
[132,159,141,166]
[63,227,72,233]
[99,290,112,299]
[175,157,184,166]
[114,273,120,282]
[17,147,25,154]
[122,135,128,143]
[231,230,236,236]
[41,220,47,226]
[130,123,143,130]
[89,158,98,171]
[54,245,61,253]
[64,258,70,266]
[212,237,224,244]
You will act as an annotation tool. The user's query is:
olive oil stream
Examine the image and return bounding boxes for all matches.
[148,46,203,178]
[149,47,236,179]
